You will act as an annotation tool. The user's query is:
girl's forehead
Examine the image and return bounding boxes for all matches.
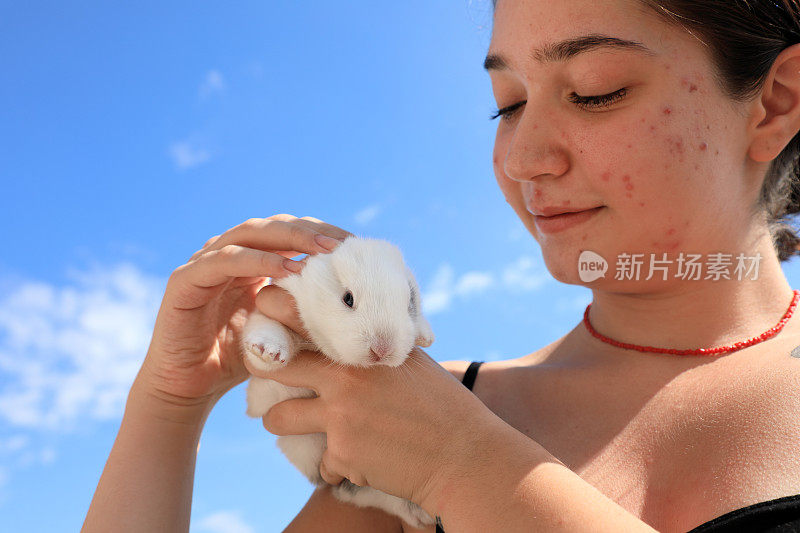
[488,0,678,56]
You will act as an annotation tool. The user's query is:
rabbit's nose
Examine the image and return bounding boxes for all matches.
[369,338,392,361]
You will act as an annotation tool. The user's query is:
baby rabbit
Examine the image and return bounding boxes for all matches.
[242,236,436,529]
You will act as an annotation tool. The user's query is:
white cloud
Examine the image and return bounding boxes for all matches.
[502,256,550,291]
[422,264,456,315]
[421,256,551,315]
[169,140,211,170]
[194,510,255,533]
[199,69,226,99]
[354,204,381,225]
[422,264,495,315]
[0,263,165,431]
[455,272,494,296]
[0,435,28,453]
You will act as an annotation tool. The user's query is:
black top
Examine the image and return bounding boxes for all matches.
[434,361,800,533]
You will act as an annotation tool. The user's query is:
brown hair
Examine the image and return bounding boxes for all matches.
[490,0,800,261]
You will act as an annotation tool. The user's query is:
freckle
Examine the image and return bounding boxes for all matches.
[706,125,710,130]
[715,150,719,155]
[664,164,670,170]
[581,234,588,241]
[562,200,571,206]
[663,106,672,115]
[626,183,634,191]
[699,142,707,151]
[602,171,611,182]
[694,164,699,170]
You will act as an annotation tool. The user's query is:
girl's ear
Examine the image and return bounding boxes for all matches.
[748,42,800,163]
[405,266,435,347]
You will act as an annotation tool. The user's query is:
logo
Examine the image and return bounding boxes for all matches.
[578,250,608,282]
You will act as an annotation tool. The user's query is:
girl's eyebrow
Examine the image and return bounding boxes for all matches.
[483,33,656,72]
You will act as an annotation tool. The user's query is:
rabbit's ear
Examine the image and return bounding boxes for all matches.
[414,313,435,347]
[405,266,435,347]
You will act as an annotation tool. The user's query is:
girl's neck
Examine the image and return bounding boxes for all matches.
[577,240,795,364]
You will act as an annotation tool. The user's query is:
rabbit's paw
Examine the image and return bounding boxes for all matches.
[247,341,287,364]
[242,330,294,372]
[243,341,290,374]
[241,312,296,371]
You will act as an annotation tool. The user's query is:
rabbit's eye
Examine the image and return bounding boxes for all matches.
[342,290,354,308]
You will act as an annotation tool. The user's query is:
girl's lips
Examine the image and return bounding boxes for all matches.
[533,206,605,234]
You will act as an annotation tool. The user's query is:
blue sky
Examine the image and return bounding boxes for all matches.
[2,2,800,532]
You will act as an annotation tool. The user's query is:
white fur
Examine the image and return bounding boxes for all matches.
[242,236,436,528]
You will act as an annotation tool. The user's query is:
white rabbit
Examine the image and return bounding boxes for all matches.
[241,236,436,529]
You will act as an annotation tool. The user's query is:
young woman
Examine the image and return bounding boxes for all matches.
[83,0,800,531]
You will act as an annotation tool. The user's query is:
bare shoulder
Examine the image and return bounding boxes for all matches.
[666,343,800,527]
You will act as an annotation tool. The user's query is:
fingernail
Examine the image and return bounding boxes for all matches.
[314,234,341,251]
[283,259,304,273]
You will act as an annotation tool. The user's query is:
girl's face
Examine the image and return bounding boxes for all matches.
[489,0,765,287]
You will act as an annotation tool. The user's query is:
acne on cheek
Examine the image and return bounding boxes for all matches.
[680,73,708,96]
[623,174,634,198]
[652,224,686,251]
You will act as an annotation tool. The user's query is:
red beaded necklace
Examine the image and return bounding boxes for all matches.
[582,289,800,356]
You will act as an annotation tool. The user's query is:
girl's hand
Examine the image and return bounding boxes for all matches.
[244,347,504,516]
[136,214,352,417]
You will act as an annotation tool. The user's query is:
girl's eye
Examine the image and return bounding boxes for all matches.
[489,101,525,122]
[489,87,628,122]
[567,87,628,110]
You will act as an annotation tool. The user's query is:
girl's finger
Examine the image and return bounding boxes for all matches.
[321,449,366,488]
[199,215,345,259]
[252,349,330,388]
[255,284,308,338]
[318,456,345,486]
[166,245,297,310]
[262,396,325,435]
[188,234,222,262]
[298,215,355,241]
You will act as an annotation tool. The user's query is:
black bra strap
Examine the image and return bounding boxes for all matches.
[461,361,483,391]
